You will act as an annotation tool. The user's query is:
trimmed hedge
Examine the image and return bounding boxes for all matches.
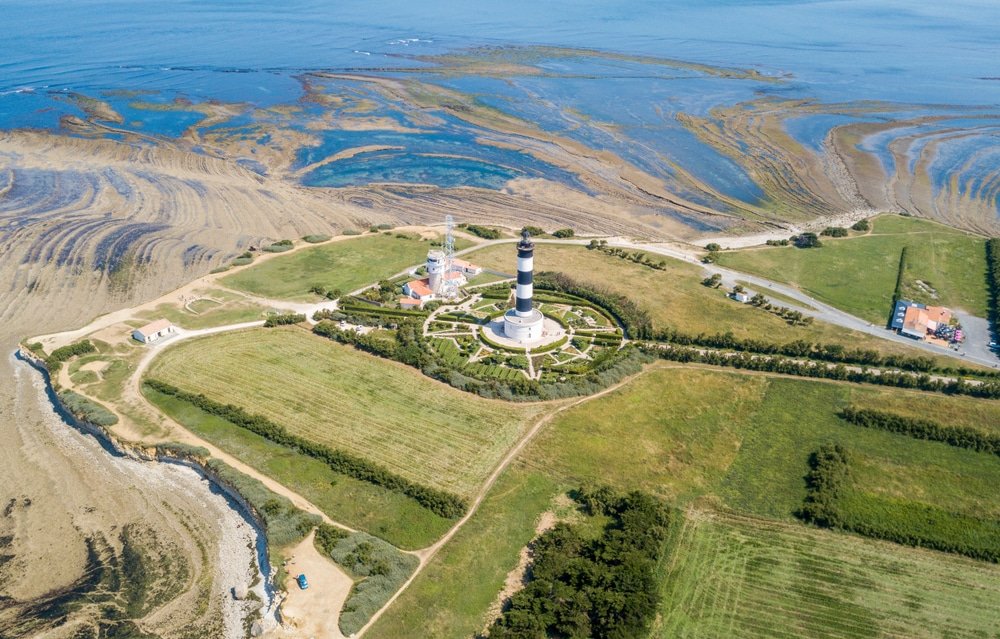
[143,379,466,519]
[839,406,1000,455]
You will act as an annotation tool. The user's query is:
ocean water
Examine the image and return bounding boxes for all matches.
[2,0,999,201]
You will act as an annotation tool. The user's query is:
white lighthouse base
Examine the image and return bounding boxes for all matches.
[503,309,545,342]
[481,310,565,349]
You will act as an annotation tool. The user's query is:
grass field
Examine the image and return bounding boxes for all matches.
[136,289,274,329]
[221,232,471,301]
[463,242,962,364]
[369,365,1000,637]
[716,215,989,323]
[144,387,451,549]
[655,510,1000,639]
[147,327,547,497]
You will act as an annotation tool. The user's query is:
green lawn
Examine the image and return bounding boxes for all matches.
[369,364,1000,637]
[136,292,275,330]
[655,510,1000,639]
[464,242,962,365]
[147,327,548,497]
[716,215,989,323]
[144,387,452,549]
[221,232,471,301]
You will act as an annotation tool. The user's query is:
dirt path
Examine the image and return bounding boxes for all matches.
[271,531,355,639]
[355,367,652,636]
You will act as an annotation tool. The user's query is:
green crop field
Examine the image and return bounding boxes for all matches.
[143,386,452,549]
[147,327,547,497]
[463,242,962,365]
[221,232,471,301]
[369,364,1000,638]
[655,510,1000,639]
[716,215,989,323]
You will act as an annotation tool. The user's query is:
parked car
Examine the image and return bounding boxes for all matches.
[297,574,309,590]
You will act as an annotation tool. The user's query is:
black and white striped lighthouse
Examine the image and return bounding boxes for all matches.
[515,229,534,316]
[503,229,545,342]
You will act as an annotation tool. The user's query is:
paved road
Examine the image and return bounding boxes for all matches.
[460,237,1000,370]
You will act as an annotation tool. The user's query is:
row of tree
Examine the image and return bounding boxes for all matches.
[650,329,938,372]
[988,238,1000,339]
[839,406,1000,456]
[489,487,670,639]
[640,343,1000,399]
[144,379,466,519]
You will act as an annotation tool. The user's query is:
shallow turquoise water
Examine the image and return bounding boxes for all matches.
[2,0,998,204]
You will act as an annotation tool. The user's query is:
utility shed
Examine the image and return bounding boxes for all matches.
[132,319,177,344]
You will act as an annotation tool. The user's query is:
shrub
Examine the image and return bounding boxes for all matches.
[702,273,722,288]
[58,390,118,426]
[552,228,575,238]
[464,224,502,240]
[821,226,849,237]
[46,340,97,371]
[314,523,349,556]
[263,313,305,327]
[705,242,722,252]
[851,219,870,232]
[232,257,253,267]
[205,459,320,551]
[765,239,790,246]
[892,246,910,304]
[209,265,232,274]
[325,532,419,636]
[521,225,545,237]
[792,232,822,248]
[302,234,332,243]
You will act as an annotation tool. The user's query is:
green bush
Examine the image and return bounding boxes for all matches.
[263,313,306,327]
[792,232,822,248]
[821,226,849,237]
[263,239,294,253]
[464,224,502,240]
[551,228,574,238]
[47,340,96,369]
[58,390,118,426]
[490,488,669,639]
[851,219,870,232]
[326,532,419,636]
[209,265,232,274]
[302,234,332,243]
[314,523,348,556]
[232,257,254,267]
[205,459,320,550]
[154,442,210,459]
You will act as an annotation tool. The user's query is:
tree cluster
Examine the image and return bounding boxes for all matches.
[797,444,851,528]
[144,379,466,518]
[586,242,669,271]
[792,232,822,248]
[892,246,910,305]
[821,226,849,237]
[263,313,306,327]
[489,488,670,639]
[839,406,1000,456]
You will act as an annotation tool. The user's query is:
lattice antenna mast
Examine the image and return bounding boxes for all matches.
[443,214,456,296]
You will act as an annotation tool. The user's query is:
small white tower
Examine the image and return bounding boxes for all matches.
[427,250,446,294]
